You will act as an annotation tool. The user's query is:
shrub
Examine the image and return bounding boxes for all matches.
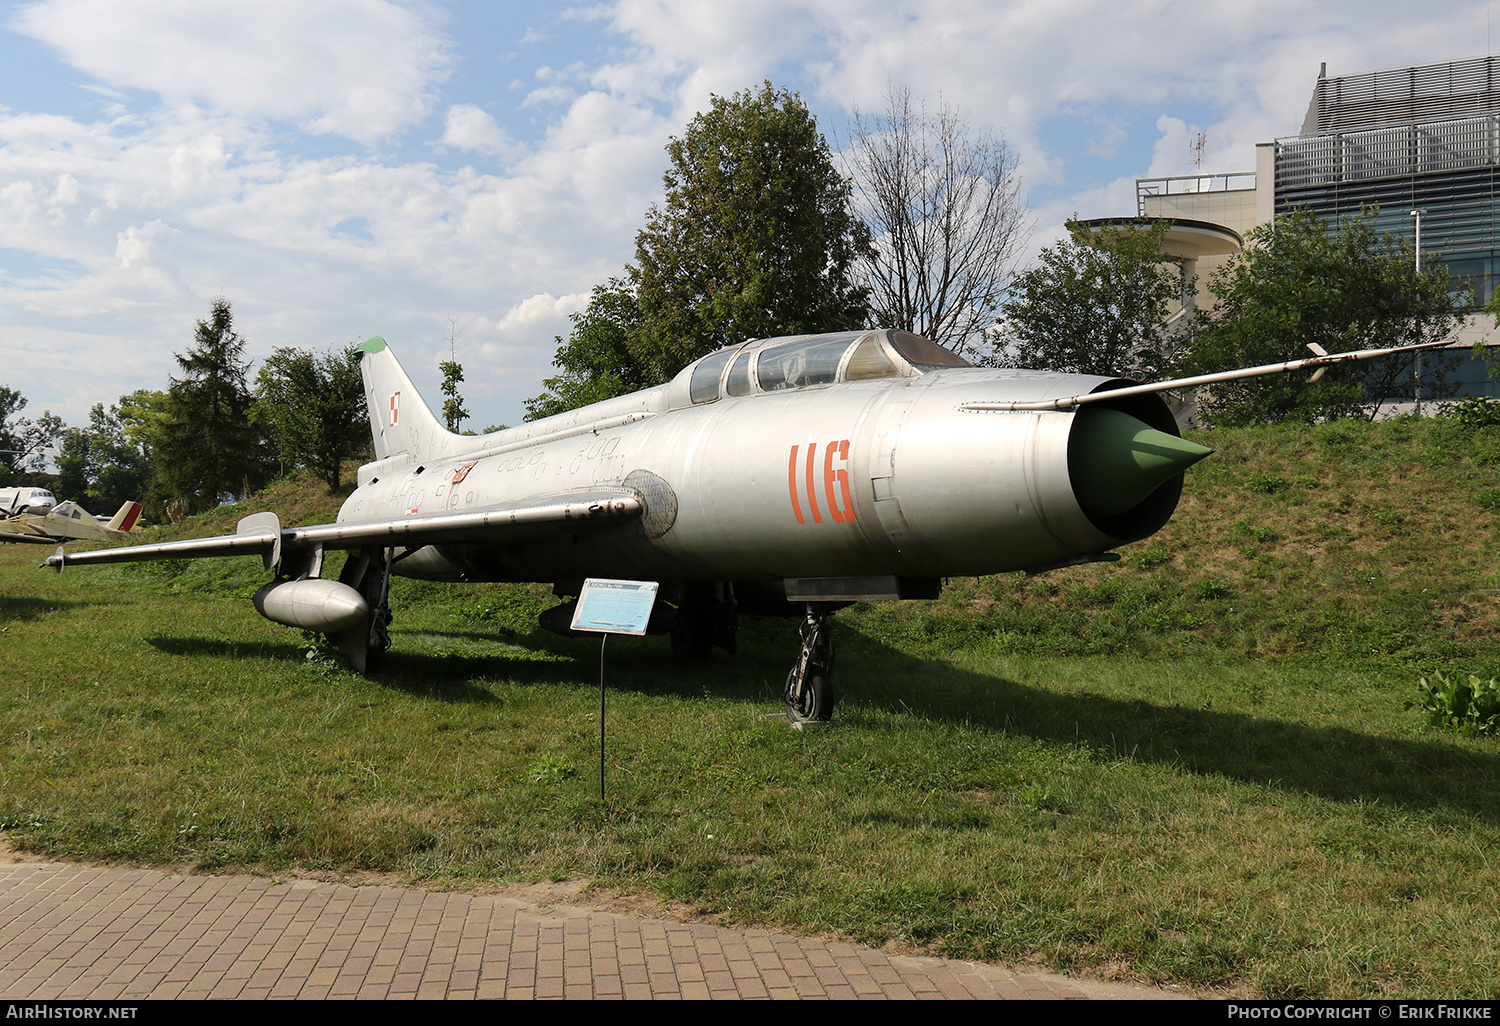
[1450,396,1500,429]
[1408,672,1500,734]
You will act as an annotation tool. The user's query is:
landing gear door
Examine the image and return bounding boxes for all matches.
[862,393,941,570]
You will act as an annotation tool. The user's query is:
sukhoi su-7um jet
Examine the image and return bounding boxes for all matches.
[45,329,1442,723]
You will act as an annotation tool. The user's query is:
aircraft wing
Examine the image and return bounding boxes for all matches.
[0,519,60,544]
[960,339,1457,412]
[44,491,643,570]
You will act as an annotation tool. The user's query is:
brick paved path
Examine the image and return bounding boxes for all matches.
[0,859,1183,1000]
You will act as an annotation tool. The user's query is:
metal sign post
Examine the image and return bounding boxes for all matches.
[569,579,659,805]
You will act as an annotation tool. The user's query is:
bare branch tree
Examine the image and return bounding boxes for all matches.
[841,86,1032,357]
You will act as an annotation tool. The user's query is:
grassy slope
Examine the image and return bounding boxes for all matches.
[2,421,1499,999]
[865,415,1500,666]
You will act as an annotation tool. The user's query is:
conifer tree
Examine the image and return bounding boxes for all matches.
[155,298,269,512]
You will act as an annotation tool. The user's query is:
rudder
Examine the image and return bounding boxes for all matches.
[356,337,451,461]
[107,501,143,533]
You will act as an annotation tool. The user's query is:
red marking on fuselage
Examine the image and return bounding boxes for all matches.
[804,442,822,524]
[824,439,853,523]
[787,446,805,524]
[787,439,854,525]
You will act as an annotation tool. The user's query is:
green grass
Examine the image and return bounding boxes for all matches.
[2,418,1500,998]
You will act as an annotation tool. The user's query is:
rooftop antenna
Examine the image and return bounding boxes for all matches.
[1190,130,1207,170]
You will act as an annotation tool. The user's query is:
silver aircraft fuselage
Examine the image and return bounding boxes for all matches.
[342,330,1192,589]
[43,327,1444,710]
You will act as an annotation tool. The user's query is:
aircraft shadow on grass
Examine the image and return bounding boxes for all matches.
[141,619,1500,823]
[147,635,309,664]
[0,595,101,622]
[145,630,562,703]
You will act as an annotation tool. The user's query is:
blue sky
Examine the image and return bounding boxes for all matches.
[1,0,1495,435]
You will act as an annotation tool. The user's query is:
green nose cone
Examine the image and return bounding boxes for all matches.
[1070,407,1214,520]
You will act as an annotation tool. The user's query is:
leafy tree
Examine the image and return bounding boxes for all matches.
[842,86,1031,358]
[155,298,271,513]
[438,316,469,432]
[1186,208,1463,425]
[116,389,169,459]
[634,82,871,380]
[54,401,153,514]
[997,219,1184,378]
[255,345,367,491]
[525,277,649,420]
[1467,288,1500,388]
[53,429,88,499]
[439,359,468,433]
[115,389,175,517]
[0,386,64,485]
[0,386,34,484]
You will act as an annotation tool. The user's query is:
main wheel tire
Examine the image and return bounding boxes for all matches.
[363,635,388,674]
[363,607,391,674]
[785,665,834,723]
[671,604,713,660]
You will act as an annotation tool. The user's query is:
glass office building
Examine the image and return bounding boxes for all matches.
[1277,56,1500,306]
[1272,56,1500,398]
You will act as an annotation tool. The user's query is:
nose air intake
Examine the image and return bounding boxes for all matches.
[1068,405,1213,539]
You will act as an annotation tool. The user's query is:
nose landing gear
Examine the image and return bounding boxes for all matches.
[785,603,835,725]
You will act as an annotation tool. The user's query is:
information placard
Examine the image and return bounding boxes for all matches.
[570,578,659,636]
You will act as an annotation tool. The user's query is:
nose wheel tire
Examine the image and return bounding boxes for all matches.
[784,602,836,724]
[785,665,834,724]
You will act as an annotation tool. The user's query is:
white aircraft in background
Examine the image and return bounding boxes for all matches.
[2,499,143,545]
[0,487,56,516]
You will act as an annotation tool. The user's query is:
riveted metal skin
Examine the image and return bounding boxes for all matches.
[47,333,1213,588]
[336,349,1198,587]
[41,330,1443,704]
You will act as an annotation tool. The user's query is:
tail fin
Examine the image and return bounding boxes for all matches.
[355,336,453,461]
[107,501,143,533]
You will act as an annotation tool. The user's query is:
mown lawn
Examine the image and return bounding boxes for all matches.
[3,416,1499,998]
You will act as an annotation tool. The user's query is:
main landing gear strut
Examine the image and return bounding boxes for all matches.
[334,546,393,674]
[785,603,835,725]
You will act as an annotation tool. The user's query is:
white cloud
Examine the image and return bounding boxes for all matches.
[114,220,167,269]
[0,84,666,431]
[9,0,452,144]
[497,290,587,333]
[522,85,578,109]
[638,0,1487,208]
[441,104,516,157]
[166,135,231,196]
[1148,115,1200,178]
[52,172,78,206]
[3,0,1497,433]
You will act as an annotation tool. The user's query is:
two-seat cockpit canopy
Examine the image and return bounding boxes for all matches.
[678,329,971,406]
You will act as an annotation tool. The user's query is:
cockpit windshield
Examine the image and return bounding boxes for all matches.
[757,332,863,391]
[689,346,741,403]
[888,331,971,370]
[682,329,971,405]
